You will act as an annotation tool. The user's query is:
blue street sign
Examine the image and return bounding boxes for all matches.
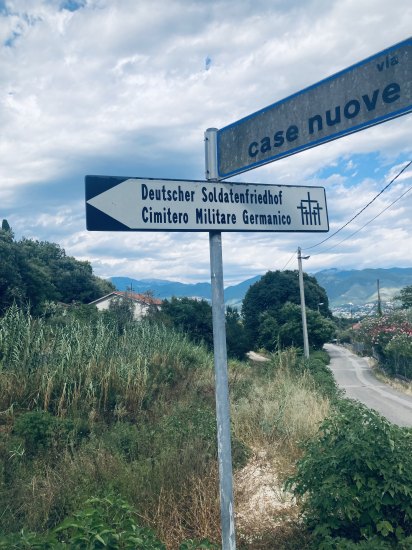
[217,37,412,178]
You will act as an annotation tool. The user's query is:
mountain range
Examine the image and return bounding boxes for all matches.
[110,267,412,309]
[314,267,412,306]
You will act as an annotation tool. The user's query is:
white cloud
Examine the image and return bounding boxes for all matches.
[1,0,411,285]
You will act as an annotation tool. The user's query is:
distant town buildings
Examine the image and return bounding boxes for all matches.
[332,301,395,319]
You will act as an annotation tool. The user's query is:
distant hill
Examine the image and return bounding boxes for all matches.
[224,275,262,309]
[111,277,212,300]
[110,267,412,309]
[110,275,262,309]
[313,267,412,306]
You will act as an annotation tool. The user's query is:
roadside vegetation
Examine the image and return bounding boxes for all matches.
[337,283,412,384]
[351,308,412,380]
[2,224,412,548]
[0,304,223,548]
[6,301,411,549]
[0,304,331,548]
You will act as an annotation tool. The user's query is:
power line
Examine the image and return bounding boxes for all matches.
[279,160,412,271]
[302,160,412,252]
[281,251,296,270]
[310,182,412,256]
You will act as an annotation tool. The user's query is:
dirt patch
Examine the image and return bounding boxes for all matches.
[234,447,297,538]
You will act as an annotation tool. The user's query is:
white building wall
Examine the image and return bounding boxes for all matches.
[93,296,150,320]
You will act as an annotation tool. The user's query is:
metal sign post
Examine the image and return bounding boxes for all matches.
[298,247,310,360]
[205,128,236,550]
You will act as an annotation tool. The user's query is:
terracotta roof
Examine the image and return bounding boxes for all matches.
[89,291,162,306]
[116,291,162,305]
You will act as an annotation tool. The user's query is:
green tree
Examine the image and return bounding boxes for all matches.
[277,303,336,350]
[0,224,28,313]
[1,219,11,233]
[242,270,331,351]
[17,243,60,313]
[17,239,114,305]
[159,297,214,349]
[104,293,136,334]
[395,285,412,309]
[225,306,249,359]
[156,300,249,358]
[256,312,279,351]
[0,227,114,315]
[139,290,161,318]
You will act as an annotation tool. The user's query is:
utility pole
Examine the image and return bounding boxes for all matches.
[298,247,310,360]
[205,128,236,550]
[377,279,382,316]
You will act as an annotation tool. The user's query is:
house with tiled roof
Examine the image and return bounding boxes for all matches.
[89,291,162,320]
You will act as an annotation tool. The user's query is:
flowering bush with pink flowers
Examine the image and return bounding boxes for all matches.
[354,311,412,379]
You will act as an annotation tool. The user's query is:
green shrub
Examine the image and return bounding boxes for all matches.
[305,350,340,401]
[0,494,166,549]
[99,421,150,463]
[315,534,412,549]
[0,529,57,549]
[54,494,165,549]
[286,400,412,545]
[13,411,88,458]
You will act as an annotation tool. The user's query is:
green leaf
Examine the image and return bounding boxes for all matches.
[94,533,107,545]
[376,520,394,537]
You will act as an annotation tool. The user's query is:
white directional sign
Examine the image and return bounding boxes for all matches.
[217,37,412,178]
[85,175,329,233]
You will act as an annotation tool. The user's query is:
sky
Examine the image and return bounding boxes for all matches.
[1,0,412,286]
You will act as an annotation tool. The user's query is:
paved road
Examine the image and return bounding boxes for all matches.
[324,343,412,427]
[247,351,269,362]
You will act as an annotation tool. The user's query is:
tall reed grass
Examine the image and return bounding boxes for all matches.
[0,305,219,546]
[0,305,212,421]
